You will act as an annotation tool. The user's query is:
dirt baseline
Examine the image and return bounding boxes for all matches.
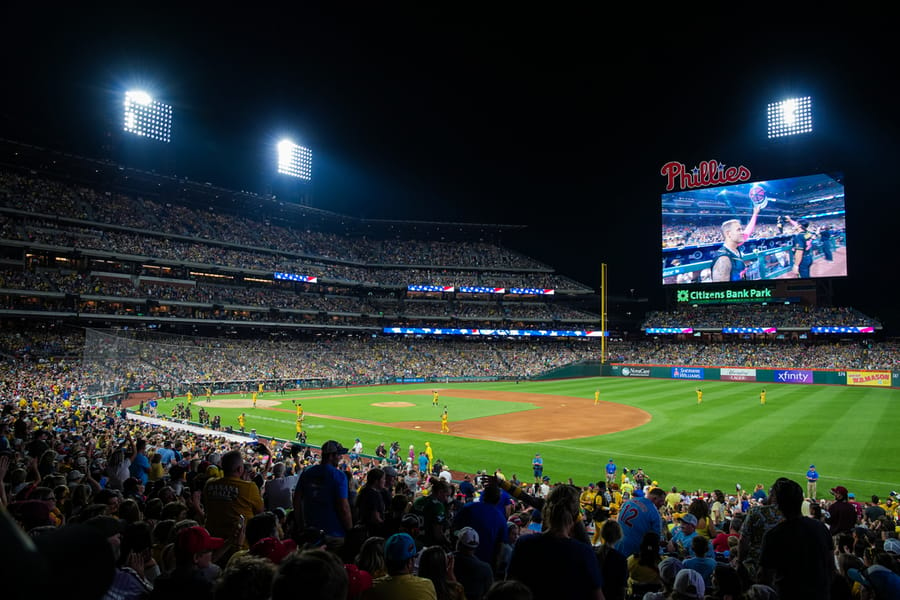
[387,389,651,443]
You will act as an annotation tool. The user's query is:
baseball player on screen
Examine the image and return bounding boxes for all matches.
[711,186,764,281]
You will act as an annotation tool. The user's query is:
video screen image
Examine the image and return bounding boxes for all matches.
[661,173,846,285]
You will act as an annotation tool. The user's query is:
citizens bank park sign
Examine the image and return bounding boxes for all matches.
[661,159,752,191]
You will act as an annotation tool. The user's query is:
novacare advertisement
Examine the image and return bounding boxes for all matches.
[846,370,891,387]
[618,366,651,377]
[721,368,757,382]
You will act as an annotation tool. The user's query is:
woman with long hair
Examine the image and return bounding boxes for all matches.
[688,497,718,539]
[595,519,627,600]
[626,531,662,598]
[418,545,466,600]
[507,484,604,599]
[355,535,387,579]
[710,490,727,529]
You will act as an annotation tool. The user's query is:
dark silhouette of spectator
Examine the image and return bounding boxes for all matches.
[758,477,834,599]
[271,548,349,600]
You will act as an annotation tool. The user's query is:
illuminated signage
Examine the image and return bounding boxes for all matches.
[274,272,318,283]
[383,327,604,338]
[676,287,774,305]
[661,159,752,192]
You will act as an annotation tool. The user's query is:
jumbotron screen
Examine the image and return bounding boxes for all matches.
[661,173,846,285]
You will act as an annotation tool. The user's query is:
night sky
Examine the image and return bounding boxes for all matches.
[3,11,898,331]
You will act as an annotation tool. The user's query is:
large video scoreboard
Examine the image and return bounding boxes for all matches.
[661,171,846,286]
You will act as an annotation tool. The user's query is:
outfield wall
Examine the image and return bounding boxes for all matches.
[603,363,897,388]
[531,360,603,380]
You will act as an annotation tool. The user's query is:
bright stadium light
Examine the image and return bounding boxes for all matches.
[123,90,173,143]
[277,139,312,180]
[767,96,813,139]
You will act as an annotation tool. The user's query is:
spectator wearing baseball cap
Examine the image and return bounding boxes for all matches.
[365,532,436,599]
[668,514,703,558]
[293,440,352,551]
[453,526,494,600]
[827,485,858,538]
[150,525,223,600]
[673,568,706,599]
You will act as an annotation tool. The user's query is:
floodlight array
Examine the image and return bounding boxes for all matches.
[277,141,312,180]
[767,96,813,138]
[123,91,173,143]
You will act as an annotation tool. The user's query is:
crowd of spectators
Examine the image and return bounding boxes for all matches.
[2,352,899,599]
[609,339,899,371]
[662,218,846,249]
[1,264,601,329]
[0,170,598,296]
[643,305,881,330]
[1,210,589,290]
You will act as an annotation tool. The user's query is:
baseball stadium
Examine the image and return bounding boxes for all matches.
[3,19,900,600]
[2,138,897,498]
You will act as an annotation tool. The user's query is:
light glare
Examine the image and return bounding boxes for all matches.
[767,96,812,139]
[123,90,172,143]
[277,139,312,180]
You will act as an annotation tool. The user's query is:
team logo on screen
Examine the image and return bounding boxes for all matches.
[661,159,752,191]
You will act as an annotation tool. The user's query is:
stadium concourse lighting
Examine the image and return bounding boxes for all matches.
[123,90,172,143]
[767,96,812,139]
[277,139,312,180]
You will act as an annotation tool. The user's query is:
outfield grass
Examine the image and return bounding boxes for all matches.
[153,377,900,499]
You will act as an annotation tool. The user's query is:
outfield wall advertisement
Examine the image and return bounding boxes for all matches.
[846,370,891,387]
[607,364,897,388]
[720,368,757,382]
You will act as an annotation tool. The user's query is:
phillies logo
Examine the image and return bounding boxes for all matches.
[661,160,752,191]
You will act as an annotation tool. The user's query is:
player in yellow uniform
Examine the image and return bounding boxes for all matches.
[432,390,439,406]
[580,484,597,520]
[594,389,600,405]
[205,387,212,403]
[295,417,303,440]
[440,407,450,433]
[238,412,246,433]
[252,391,258,408]
[296,403,303,419]
[186,391,193,406]
[696,388,703,405]
[258,382,264,395]
[425,441,434,472]
[760,388,766,405]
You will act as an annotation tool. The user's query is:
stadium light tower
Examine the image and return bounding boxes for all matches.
[276,139,312,181]
[767,96,812,139]
[123,90,173,143]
